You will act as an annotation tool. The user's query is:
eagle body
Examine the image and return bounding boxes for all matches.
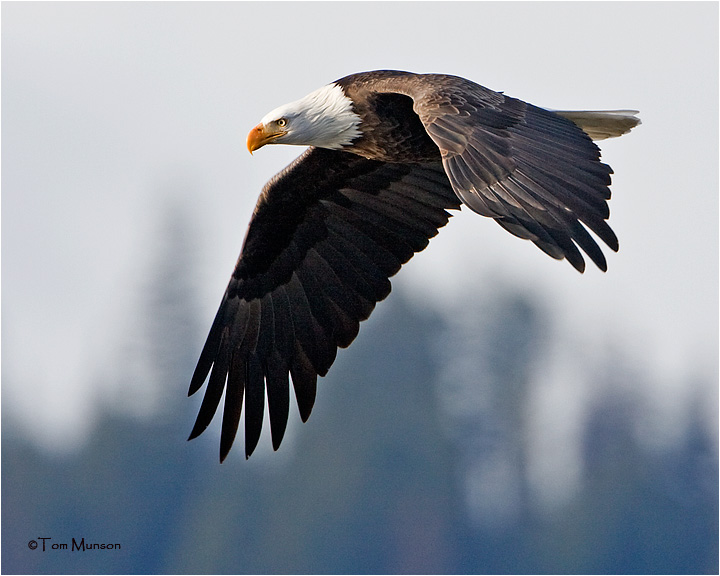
[189,70,640,460]
[336,72,441,162]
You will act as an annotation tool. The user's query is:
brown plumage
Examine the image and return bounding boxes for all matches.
[188,70,640,461]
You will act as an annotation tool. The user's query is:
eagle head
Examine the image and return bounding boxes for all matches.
[247,83,362,153]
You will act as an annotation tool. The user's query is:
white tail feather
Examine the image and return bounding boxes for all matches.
[554,110,641,140]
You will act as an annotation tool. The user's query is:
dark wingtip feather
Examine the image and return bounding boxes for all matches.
[187,417,209,442]
[187,359,229,441]
[189,303,229,396]
[219,357,245,463]
[290,345,318,423]
[188,362,210,397]
[219,442,232,463]
[568,254,586,274]
[266,362,290,451]
[188,380,204,398]
[595,254,608,273]
[243,354,265,459]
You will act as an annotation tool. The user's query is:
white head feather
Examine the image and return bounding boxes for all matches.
[260,83,362,149]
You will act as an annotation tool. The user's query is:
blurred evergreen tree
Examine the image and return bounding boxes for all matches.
[2,197,208,574]
[2,203,717,574]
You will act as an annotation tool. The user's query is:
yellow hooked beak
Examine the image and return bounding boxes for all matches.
[246,122,284,154]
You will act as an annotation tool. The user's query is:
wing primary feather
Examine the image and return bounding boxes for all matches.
[188,296,232,396]
[566,218,608,272]
[540,217,587,272]
[244,352,265,459]
[290,341,318,422]
[219,353,245,462]
[188,329,231,440]
[265,352,290,451]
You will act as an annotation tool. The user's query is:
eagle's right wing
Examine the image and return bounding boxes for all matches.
[189,147,460,461]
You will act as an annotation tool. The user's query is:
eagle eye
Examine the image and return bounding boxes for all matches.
[276,118,287,128]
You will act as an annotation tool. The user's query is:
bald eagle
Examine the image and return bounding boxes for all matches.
[188,70,640,461]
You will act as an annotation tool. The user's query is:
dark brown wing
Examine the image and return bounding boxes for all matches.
[189,147,460,460]
[364,72,620,272]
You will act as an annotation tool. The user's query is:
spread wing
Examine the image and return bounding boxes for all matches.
[400,73,622,272]
[189,147,460,460]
